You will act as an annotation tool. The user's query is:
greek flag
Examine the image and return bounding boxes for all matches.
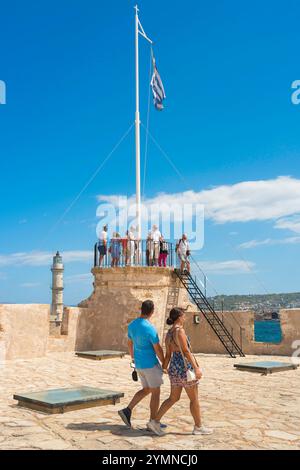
[150,57,166,111]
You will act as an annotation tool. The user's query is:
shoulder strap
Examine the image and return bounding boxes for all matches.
[175,328,199,369]
[174,328,189,372]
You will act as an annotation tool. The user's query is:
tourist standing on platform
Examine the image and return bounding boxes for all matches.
[127,226,136,266]
[158,236,169,267]
[118,300,165,435]
[154,307,213,436]
[146,231,152,266]
[177,234,191,272]
[150,224,161,267]
[110,232,121,267]
[121,231,128,266]
[97,224,108,267]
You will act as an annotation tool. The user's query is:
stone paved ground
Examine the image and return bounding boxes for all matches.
[0,352,299,450]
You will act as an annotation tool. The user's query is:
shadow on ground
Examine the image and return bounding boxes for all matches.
[66,422,191,437]
[67,422,148,436]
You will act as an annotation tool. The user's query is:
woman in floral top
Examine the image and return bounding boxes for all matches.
[154,307,213,436]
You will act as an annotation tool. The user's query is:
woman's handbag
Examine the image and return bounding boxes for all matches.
[175,328,198,382]
[132,369,138,382]
[186,366,196,382]
[130,361,138,381]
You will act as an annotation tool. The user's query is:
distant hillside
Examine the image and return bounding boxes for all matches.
[208,292,300,313]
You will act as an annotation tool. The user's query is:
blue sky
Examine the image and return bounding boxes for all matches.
[1,0,300,304]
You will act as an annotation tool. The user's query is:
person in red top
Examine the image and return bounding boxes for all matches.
[158,236,169,267]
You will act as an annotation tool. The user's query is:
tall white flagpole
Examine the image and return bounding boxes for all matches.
[134,5,142,242]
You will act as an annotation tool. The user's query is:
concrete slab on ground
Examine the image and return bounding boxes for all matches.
[234,361,299,375]
[75,350,126,360]
[13,387,124,414]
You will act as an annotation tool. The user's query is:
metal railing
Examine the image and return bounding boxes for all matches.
[93,241,244,349]
[94,239,174,268]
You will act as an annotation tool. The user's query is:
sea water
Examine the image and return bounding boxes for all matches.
[254,320,282,343]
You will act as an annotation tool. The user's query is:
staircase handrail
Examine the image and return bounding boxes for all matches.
[174,269,245,357]
[189,254,244,332]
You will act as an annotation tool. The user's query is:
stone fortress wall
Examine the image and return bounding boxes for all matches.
[0,267,299,360]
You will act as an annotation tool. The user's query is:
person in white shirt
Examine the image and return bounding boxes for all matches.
[150,225,161,267]
[177,234,191,273]
[127,226,136,266]
[98,224,108,266]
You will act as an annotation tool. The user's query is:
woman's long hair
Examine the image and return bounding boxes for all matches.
[166,307,184,325]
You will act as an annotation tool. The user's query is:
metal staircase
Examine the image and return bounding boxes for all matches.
[174,269,245,358]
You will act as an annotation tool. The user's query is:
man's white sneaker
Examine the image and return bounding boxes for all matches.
[147,420,166,436]
[192,425,213,435]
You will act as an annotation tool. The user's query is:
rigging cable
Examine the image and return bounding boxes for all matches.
[141,122,188,186]
[140,122,271,297]
[41,122,135,246]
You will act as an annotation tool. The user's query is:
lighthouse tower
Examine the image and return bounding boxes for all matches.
[51,251,64,322]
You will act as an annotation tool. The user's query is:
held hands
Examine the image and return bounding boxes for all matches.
[161,361,169,374]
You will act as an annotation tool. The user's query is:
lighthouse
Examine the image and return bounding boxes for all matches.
[51,251,64,322]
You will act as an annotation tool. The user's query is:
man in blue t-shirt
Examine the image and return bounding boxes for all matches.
[118,300,165,436]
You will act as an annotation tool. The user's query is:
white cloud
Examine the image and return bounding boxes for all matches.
[239,237,300,249]
[18,219,28,225]
[65,273,92,284]
[97,176,300,225]
[192,260,255,274]
[0,251,93,267]
[275,215,300,234]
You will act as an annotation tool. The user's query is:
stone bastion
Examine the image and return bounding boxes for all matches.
[0,267,299,360]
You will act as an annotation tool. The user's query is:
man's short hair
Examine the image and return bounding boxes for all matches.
[141,300,154,316]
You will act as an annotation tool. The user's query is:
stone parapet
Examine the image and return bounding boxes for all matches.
[0,304,50,360]
[1,269,300,359]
